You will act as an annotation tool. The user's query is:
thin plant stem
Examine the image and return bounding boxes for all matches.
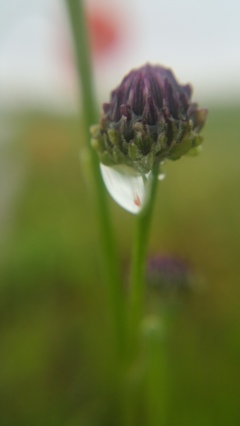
[144,315,167,426]
[65,0,125,354]
[129,164,159,353]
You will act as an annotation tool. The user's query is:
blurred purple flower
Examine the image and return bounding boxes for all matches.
[146,254,193,295]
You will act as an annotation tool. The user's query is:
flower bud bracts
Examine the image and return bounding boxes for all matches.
[91,64,207,174]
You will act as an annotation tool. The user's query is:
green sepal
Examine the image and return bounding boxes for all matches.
[107,129,120,146]
[168,135,194,160]
[185,146,202,157]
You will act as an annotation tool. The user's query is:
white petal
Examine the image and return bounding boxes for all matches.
[100,164,150,214]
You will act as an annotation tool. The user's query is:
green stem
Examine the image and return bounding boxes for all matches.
[129,164,159,352]
[144,315,167,426]
[65,0,124,354]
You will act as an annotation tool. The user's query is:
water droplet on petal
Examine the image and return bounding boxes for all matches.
[158,172,166,181]
[100,164,150,214]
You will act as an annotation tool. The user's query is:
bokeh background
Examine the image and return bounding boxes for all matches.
[0,0,240,425]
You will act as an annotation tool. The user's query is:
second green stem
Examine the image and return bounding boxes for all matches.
[129,164,159,352]
[66,0,124,354]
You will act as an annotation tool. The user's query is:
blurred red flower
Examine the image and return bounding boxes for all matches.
[86,5,123,58]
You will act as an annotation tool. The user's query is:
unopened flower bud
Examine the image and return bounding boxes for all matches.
[91,63,207,213]
[91,63,208,174]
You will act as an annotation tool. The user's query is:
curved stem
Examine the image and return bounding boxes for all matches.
[129,164,159,352]
[65,0,125,354]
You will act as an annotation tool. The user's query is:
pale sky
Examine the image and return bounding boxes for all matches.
[0,0,239,112]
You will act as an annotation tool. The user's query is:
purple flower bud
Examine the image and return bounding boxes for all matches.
[146,254,192,294]
[91,63,208,174]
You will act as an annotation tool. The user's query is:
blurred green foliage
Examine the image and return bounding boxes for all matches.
[0,106,239,425]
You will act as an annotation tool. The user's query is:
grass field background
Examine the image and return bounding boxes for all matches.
[0,105,239,425]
